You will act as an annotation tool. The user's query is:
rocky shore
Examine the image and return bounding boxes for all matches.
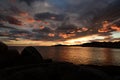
[0,42,120,80]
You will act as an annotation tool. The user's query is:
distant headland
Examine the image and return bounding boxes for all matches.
[54,42,120,48]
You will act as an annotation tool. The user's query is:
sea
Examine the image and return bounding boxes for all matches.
[9,46,120,66]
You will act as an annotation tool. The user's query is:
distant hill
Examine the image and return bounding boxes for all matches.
[53,42,120,48]
[80,42,120,48]
[53,44,69,47]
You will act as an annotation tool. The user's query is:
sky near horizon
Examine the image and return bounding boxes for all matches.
[0,0,120,46]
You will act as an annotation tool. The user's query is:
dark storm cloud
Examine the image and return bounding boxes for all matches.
[9,6,24,14]
[32,27,56,41]
[0,24,17,30]
[7,29,33,40]
[92,0,120,24]
[19,0,35,5]
[19,0,44,6]
[6,16,22,25]
[31,33,52,41]
[0,14,22,25]
[49,0,115,28]
[32,27,52,33]
[10,29,30,34]
[0,15,7,21]
[56,24,77,32]
[35,12,65,21]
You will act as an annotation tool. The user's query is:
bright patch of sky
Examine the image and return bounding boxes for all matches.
[111,32,120,38]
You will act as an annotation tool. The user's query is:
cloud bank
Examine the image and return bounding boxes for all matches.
[0,0,120,45]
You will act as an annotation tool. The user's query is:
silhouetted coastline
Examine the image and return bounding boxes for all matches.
[0,42,120,80]
[81,42,120,48]
[54,42,120,49]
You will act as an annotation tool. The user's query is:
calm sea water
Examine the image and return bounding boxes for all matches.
[9,46,120,66]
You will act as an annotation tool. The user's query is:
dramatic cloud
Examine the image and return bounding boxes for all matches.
[19,0,44,6]
[0,0,120,46]
[35,12,65,21]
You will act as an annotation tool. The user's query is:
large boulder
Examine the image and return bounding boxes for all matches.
[6,49,21,66]
[0,42,8,54]
[0,42,22,68]
[21,46,43,64]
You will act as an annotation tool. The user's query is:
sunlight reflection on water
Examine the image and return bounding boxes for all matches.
[10,46,120,66]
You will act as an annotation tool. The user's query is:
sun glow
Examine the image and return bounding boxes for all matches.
[4,40,56,46]
[63,35,105,45]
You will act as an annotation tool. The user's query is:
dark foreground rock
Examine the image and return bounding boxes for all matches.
[0,62,113,80]
[0,42,119,80]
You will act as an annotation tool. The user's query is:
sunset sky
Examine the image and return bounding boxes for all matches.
[0,0,120,46]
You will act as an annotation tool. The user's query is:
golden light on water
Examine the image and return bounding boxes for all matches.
[43,47,93,65]
[36,47,117,65]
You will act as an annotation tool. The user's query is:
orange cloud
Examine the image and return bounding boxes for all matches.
[26,17,35,23]
[39,25,45,30]
[12,11,36,24]
[59,33,68,38]
[98,21,120,33]
[111,25,120,31]
[44,22,50,25]
[19,12,29,17]
[76,27,88,33]
[98,21,110,33]
[48,33,55,37]
[70,31,75,34]
[51,16,56,20]
[98,28,109,33]
[59,33,76,39]
[77,29,82,32]
[102,21,109,28]
[82,27,88,31]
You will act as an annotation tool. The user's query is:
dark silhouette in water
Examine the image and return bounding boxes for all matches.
[21,46,43,64]
[0,42,120,80]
